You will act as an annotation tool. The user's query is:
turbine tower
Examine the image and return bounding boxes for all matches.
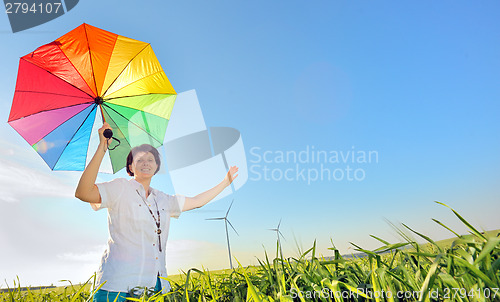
[269,218,285,258]
[206,199,239,269]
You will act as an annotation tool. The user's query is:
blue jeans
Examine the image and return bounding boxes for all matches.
[93,276,162,302]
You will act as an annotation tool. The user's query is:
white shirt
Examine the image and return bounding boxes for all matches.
[92,178,185,293]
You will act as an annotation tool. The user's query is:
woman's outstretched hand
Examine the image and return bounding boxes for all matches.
[224,166,239,187]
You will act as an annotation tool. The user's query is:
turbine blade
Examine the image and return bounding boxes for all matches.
[227,219,239,236]
[278,230,286,241]
[225,199,235,217]
[206,217,225,220]
[277,218,282,229]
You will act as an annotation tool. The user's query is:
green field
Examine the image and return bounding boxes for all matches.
[2,202,499,302]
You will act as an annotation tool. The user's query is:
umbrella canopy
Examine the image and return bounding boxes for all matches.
[8,23,176,173]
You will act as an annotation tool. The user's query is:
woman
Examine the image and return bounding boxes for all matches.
[75,123,238,301]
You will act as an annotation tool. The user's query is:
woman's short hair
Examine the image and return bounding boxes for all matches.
[126,144,161,176]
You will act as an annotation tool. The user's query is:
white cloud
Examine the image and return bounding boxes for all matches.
[0,138,100,287]
[57,245,107,262]
[0,140,77,202]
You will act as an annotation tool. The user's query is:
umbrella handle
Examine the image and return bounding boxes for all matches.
[103,129,113,139]
[102,129,121,150]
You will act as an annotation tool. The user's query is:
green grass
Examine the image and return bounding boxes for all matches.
[2,201,500,302]
[431,230,500,250]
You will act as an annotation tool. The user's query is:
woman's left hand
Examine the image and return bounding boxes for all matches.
[224,166,239,187]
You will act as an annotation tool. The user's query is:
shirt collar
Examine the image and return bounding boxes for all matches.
[129,178,157,197]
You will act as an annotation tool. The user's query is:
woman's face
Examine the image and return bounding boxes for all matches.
[129,151,158,179]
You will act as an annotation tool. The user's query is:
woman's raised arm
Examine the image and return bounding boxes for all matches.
[75,123,112,204]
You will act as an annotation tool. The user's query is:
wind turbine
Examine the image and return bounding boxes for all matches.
[269,218,285,258]
[206,199,239,269]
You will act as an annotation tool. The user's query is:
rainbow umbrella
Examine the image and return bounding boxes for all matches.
[8,23,176,173]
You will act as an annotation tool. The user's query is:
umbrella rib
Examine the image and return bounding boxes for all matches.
[46,46,96,99]
[83,24,99,98]
[104,70,169,99]
[50,104,98,170]
[104,94,175,120]
[8,101,94,123]
[101,43,151,98]
[19,58,96,99]
[101,103,163,146]
[105,92,176,102]
[103,103,163,145]
[14,90,92,98]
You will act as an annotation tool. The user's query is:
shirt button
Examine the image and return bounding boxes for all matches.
[153,244,155,246]
[156,257,158,260]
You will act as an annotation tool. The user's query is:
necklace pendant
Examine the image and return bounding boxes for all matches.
[156,229,162,234]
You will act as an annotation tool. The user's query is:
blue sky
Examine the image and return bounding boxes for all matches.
[0,0,499,287]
